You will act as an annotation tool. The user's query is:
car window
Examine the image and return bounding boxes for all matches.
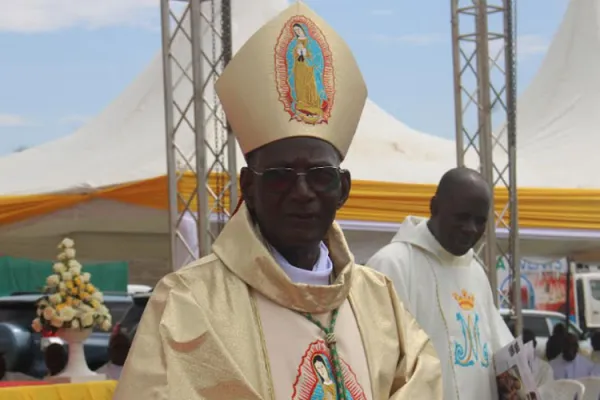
[96,299,131,332]
[0,297,131,333]
[590,280,600,301]
[523,316,550,337]
[118,303,145,330]
[547,316,582,336]
[0,302,37,328]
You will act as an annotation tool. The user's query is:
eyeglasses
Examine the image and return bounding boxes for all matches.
[249,166,343,193]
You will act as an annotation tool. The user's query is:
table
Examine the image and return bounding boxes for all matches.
[0,380,116,400]
[0,381,49,388]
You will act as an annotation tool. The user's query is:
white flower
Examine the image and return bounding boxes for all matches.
[71,319,80,329]
[57,252,68,261]
[49,294,62,305]
[64,248,76,259]
[68,260,82,275]
[50,316,63,328]
[43,306,56,320]
[53,262,67,274]
[91,291,104,303]
[58,306,76,322]
[81,312,95,328]
[79,304,93,313]
[60,238,75,249]
[100,319,112,331]
[99,305,110,317]
[46,275,60,287]
[58,282,66,292]
[81,273,91,283]
[31,318,42,333]
[61,271,72,282]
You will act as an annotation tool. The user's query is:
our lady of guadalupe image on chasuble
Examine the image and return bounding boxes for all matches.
[293,341,365,400]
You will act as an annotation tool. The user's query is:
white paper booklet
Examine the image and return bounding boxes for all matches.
[495,336,541,399]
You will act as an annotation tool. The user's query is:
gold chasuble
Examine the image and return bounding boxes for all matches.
[114,2,442,399]
[114,205,441,400]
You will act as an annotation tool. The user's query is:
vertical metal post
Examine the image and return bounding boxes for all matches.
[160,0,236,268]
[160,0,180,270]
[189,0,211,256]
[221,0,238,213]
[450,0,519,317]
[451,0,465,167]
[474,0,498,302]
[504,0,522,334]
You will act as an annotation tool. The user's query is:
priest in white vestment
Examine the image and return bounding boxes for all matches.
[114,3,442,399]
[367,168,514,400]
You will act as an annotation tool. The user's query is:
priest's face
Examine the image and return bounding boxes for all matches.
[431,179,490,256]
[241,137,351,254]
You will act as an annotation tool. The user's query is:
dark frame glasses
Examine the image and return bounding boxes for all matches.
[248,166,345,193]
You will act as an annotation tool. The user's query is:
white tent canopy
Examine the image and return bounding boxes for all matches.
[0,0,455,197]
[498,0,600,188]
[0,0,459,266]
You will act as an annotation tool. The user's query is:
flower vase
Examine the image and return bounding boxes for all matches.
[53,328,101,382]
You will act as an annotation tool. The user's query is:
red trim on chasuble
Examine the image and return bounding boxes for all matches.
[291,340,366,400]
[274,15,335,125]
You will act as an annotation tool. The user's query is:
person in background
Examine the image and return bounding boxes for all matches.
[521,329,554,387]
[549,333,600,379]
[545,323,567,361]
[44,343,67,377]
[0,352,37,382]
[590,331,600,363]
[0,353,5,381]
[96,331,131,380]
[367,167,513,400]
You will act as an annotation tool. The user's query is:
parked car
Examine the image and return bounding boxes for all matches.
[0,292,132,378]
[113,291,152,342]
[500,308,592,358]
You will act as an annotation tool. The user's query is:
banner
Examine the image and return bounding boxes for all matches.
[497,257,577,323]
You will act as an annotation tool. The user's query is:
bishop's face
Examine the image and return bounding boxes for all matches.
[241,137,351,252]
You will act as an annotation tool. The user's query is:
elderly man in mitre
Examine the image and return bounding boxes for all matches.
[114,3,442,399]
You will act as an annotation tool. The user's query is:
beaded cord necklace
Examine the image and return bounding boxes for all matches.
[303,309,346,399]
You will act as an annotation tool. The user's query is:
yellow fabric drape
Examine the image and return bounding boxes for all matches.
[1,173,600,230]
[0,380,116,400]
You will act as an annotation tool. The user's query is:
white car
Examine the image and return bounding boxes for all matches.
[500,308,592,358]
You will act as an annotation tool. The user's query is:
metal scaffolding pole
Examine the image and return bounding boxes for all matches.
[450,0,521,332]
[160,0,237,270]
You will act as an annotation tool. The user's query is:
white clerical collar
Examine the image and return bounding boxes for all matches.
[269,242,333,286]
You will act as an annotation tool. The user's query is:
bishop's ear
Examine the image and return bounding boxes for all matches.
[337,169,351,209]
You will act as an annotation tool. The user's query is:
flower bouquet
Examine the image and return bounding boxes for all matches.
[32,238,112,334]
[32,238,112,380]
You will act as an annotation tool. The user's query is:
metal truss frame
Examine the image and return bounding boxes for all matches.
[450,0,522,332]
[160,0,237,269]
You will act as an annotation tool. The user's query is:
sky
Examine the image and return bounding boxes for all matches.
[0,0,569,156]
